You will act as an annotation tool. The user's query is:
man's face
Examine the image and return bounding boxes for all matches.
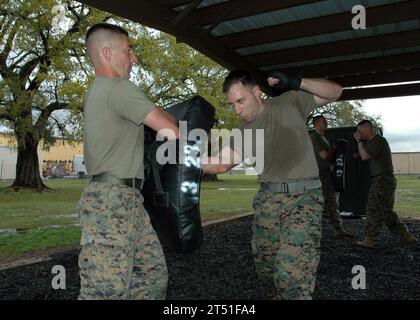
[356,125,369,140]
[225,82,262,122]
[109,35,138,79]
[315,117,327,131]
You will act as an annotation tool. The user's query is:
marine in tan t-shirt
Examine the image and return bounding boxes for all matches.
[239,90,319,183]
[84,77,155,179]
[202,70,343,300]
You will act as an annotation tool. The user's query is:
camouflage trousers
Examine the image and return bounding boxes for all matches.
[77,181,168,300]
[365,174,410,239]
[319,173,342,230]
[252,187,323,300]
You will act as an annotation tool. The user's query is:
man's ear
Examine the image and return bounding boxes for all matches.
[101,47,112,61]
[252,85,261,97]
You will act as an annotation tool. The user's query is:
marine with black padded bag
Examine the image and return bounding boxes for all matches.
[77,23,179,300]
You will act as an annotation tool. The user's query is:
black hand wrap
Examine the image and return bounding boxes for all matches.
[268,70,302,95]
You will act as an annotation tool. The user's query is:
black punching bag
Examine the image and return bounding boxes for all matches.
[334,139,349,192]
[142,95,215,252]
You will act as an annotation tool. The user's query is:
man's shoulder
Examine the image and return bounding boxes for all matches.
[269,91,297,104]
[310,131,322,141]
[372,134,388,145]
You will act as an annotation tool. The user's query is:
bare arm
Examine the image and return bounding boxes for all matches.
[144,107,179,139]
[319,146,336,161]
[300,78,343,106]
[353,131,371,161]
[201,146,240,175]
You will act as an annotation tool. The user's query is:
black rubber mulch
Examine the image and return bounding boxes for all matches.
[0,215,419,300]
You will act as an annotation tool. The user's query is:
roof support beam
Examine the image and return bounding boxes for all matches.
[219,0,420,49]
[277,52,420,79]
[77,0,270,90]
[339,83,420,101]
[248,29,420,68]
[152,0,193,8]
[200,0,246,37]
[330,69,420,88]
[193,0,318,26]
[170,0,203,29]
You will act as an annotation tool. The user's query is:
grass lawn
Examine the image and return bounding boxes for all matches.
[0,174,257,260]
[0,174,418,260]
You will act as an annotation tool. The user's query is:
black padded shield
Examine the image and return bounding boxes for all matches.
[142,96,215,252]
[334,139,349,192]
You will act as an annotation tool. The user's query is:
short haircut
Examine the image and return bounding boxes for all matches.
[223,70,257,93]
[357,119,373,128]
[86,23,128,43]
[312,115,325,127]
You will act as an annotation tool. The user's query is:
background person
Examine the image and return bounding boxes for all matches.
[310,115,353,238]
[353,120,417,248]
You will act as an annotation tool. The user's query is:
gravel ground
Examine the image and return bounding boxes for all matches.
[0,215,419,300]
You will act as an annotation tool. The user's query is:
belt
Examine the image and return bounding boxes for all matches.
[91,172,143,190]
[260,178,321,194]
[370,172,393,179]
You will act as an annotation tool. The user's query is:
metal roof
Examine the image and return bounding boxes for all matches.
[78,0,420,100]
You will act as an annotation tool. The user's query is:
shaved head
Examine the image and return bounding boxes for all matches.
[85,23,129,66]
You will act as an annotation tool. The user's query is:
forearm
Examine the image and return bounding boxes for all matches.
[356,142,371,161]
[300,78,343,101]
[166,111,177,126]
[320,149,335,160]
[201,146,239,174]
[201,162,233,175]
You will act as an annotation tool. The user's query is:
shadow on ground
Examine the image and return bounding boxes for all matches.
[0,216,419,300]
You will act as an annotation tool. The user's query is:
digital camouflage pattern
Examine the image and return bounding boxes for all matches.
[252,188,323,300]
[77,181,168,300]
[319,173,342,230]
[365,175,410,239]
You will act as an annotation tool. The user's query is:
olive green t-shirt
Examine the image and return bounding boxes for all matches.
[310,132,332,175]
[364,134,394,177]
[84,77,155,179]
[239,90,319,183]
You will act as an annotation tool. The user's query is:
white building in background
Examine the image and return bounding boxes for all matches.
[392,152,420,175]
[0,146,43,180]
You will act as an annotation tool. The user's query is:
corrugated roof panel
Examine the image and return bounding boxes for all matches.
[259,45,420,72]
[210,0,399,37]
[174,0,228,11]
[236,19,420,56]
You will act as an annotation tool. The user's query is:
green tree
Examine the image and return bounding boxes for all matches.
[307,100,382,130]
[0,0,115,190]
[0,1,236,190]
[127,28,233,129]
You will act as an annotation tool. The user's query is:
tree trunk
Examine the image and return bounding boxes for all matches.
[202,173,219,182]
[11,134,48,191]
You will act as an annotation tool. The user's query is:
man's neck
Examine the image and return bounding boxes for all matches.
[367,133,376,142]
[315,128,325,137]
[258,99,267,115]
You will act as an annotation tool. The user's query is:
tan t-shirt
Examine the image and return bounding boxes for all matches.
[310,131,332,176]
[239,91,319,183]
[84,77,155,179]
[364,134,394,177]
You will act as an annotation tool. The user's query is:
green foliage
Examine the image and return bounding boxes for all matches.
[1,174,419,259]
[307,100,382,130]
[124,26,235,129]
[0,0,111,145]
